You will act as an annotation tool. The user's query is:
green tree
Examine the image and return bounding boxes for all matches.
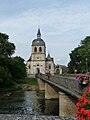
[10,56,26,79]
[68,36,90,73]
[0,33,15,57]
[0,32,26,86]
[0,33,15,85]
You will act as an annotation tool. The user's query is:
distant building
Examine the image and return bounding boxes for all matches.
[26,28,55,76]
[55,64,68,75]
[26,28,68,77]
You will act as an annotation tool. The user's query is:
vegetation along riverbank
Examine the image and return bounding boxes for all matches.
[0,77,38,92]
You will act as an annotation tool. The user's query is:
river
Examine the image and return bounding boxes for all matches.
[0,90,59,115]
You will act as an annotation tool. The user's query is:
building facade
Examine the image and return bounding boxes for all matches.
[26,28,55,76]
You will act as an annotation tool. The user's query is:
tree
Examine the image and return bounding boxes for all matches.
[0,32,26,86]
[0,33,15,57]
[0,33,15,85]
[10,56,26,79]
[68,36,90,73]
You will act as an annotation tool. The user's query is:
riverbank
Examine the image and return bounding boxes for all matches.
[15,77,38,85]
[0,77,38,92]
[16,77,39,91]
[21,84,39,91]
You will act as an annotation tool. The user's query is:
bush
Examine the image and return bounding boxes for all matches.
[76,87,90,120]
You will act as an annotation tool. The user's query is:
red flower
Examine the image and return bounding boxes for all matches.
[76,87,90,120]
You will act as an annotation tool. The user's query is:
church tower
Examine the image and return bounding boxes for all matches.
[27,28,46,75]
[27,28,55,76]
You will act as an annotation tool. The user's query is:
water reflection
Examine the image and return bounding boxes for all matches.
[45,100,59,115]
[0,91,59,115]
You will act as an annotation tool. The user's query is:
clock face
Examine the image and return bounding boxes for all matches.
[37,41,39,43]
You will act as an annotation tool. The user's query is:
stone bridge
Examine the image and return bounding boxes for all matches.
[37,74,83,98]
[37,74,88,116]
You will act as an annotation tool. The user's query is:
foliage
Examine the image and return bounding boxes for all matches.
[68,36,90,73]
[9,56,27,79]
[0,32,26,86]
[0,84,22,92]
[15,77,38,85]
[76,87,90,120]
[0,33,15,56]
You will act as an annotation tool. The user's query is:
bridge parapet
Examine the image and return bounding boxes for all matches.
[38,74,87,98]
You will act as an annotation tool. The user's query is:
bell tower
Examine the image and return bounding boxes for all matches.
[27,28,46,75]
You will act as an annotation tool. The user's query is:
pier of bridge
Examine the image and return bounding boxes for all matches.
[37,74,85,116]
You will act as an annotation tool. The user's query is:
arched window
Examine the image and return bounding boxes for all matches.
[56,68,60,75]
[34,47,37,52]
[37,64,39,66]
[28,65,31,69]
[39,47,42,52]
[49,64,51,69]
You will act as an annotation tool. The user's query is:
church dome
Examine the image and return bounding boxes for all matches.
[32,38,45,46]
[32,28,45,46]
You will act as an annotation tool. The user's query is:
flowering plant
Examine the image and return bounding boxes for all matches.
[76,87,90,120]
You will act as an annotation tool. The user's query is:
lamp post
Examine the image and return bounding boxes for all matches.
[75,54,80,73]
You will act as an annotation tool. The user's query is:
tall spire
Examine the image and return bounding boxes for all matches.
[37,28,41,39]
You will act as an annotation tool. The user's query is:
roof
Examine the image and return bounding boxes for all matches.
[32,38,45,46]
[46,53,54,61]
[32,28,45,46]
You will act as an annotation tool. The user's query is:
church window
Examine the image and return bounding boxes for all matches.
[46,63,48,68]
[49,64,51,69]
[34,47,37,52]
[28,65,31,69]
[39,47,42,52]
[56,68,60,75]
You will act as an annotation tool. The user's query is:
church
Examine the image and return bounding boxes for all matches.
[26,28,55,76]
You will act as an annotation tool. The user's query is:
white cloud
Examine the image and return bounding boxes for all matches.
[0,0,90,66]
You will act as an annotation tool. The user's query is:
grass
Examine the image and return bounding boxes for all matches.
[15,77,38,85]
[0,77,38,92]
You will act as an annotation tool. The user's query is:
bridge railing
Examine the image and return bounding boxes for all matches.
[38,74,88,97]
[51,75,82,95]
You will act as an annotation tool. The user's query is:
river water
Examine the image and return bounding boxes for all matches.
[0,90,59,115]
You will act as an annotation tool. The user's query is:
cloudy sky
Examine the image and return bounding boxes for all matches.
[0,0,90,66]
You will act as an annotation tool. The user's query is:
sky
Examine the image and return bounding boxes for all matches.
[0,0,90,66]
